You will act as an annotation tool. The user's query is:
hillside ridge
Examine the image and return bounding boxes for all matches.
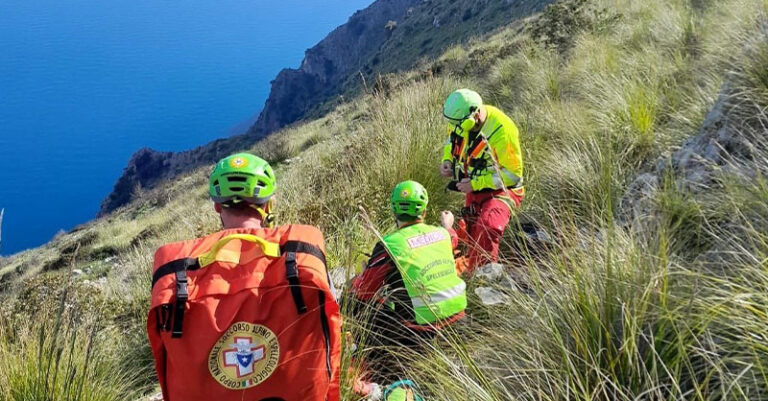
[99,0,553,216]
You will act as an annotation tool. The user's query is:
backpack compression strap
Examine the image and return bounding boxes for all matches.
[151,258,199,338]
[151,237,327,338]
[280,241,327,315]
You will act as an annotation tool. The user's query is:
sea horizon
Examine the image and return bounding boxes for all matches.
[0,0,372,255]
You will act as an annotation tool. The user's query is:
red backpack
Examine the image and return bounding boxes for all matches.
[147,225,342,401]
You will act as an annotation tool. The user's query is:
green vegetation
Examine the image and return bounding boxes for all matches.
[1,0,767,399]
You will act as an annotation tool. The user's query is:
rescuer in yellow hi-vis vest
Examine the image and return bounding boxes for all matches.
[349,180,466,400]
[440,89,524,273]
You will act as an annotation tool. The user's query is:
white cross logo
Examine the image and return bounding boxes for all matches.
[223,337,266,378]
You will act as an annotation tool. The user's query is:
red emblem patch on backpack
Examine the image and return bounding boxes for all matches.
[209,322,280,389]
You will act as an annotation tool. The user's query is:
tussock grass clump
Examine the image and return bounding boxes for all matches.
[0,322,138,401]
[0,278,145,401]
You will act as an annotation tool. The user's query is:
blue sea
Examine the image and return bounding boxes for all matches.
[0,0,372,255]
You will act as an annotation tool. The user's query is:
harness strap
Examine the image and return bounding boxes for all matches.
[154,260,196,337]
[467,135,487,159]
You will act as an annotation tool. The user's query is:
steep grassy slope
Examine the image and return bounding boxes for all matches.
[1,0,767,399]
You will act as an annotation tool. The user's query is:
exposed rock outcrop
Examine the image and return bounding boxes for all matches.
[619,27,768,228]
[249,0,418,136]
[664,88,762,188]
[98,135,253,215]
[620,80,767,225]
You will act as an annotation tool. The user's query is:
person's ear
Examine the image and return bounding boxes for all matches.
[214,203,222,214]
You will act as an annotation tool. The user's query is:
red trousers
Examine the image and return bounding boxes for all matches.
[459,188,524,272]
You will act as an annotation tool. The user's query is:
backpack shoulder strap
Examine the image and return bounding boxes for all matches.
[151,227,329,336]
[281,240,326,264]
[151,258,199,338]
[152,258,200,288]
[280,239,327,315]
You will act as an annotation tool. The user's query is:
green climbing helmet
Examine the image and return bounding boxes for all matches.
[443,88,483,122]
[390,180,429,220]
[209,153,276,205]
[384,380,423,401]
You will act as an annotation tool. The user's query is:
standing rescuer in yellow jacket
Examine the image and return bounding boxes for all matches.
[440,89,524,273]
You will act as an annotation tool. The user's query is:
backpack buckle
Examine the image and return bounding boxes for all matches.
[171,270,188,338]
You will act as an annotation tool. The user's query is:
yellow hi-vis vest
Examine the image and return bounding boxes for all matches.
[442,105,523,192]
[382,223,467,325]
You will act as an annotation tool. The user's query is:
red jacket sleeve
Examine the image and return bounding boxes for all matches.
[448,227,459,249]
[351,242,394,301]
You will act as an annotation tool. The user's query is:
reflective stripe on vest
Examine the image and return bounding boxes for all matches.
[382,223,467,325]
[410,281,466,308]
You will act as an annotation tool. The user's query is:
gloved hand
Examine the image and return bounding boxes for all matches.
[440,160,453,178]
[366,383,383,400]
[456,178,473,193]
[440,210,455,230]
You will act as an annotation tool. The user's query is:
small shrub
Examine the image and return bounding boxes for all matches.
[529,0,621,53]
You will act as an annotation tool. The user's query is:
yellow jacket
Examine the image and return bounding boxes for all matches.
[441,105,523,191]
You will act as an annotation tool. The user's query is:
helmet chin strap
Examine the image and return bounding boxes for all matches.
[460,116,476,132]
[249,199,275,228]
[452,107,479,134]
